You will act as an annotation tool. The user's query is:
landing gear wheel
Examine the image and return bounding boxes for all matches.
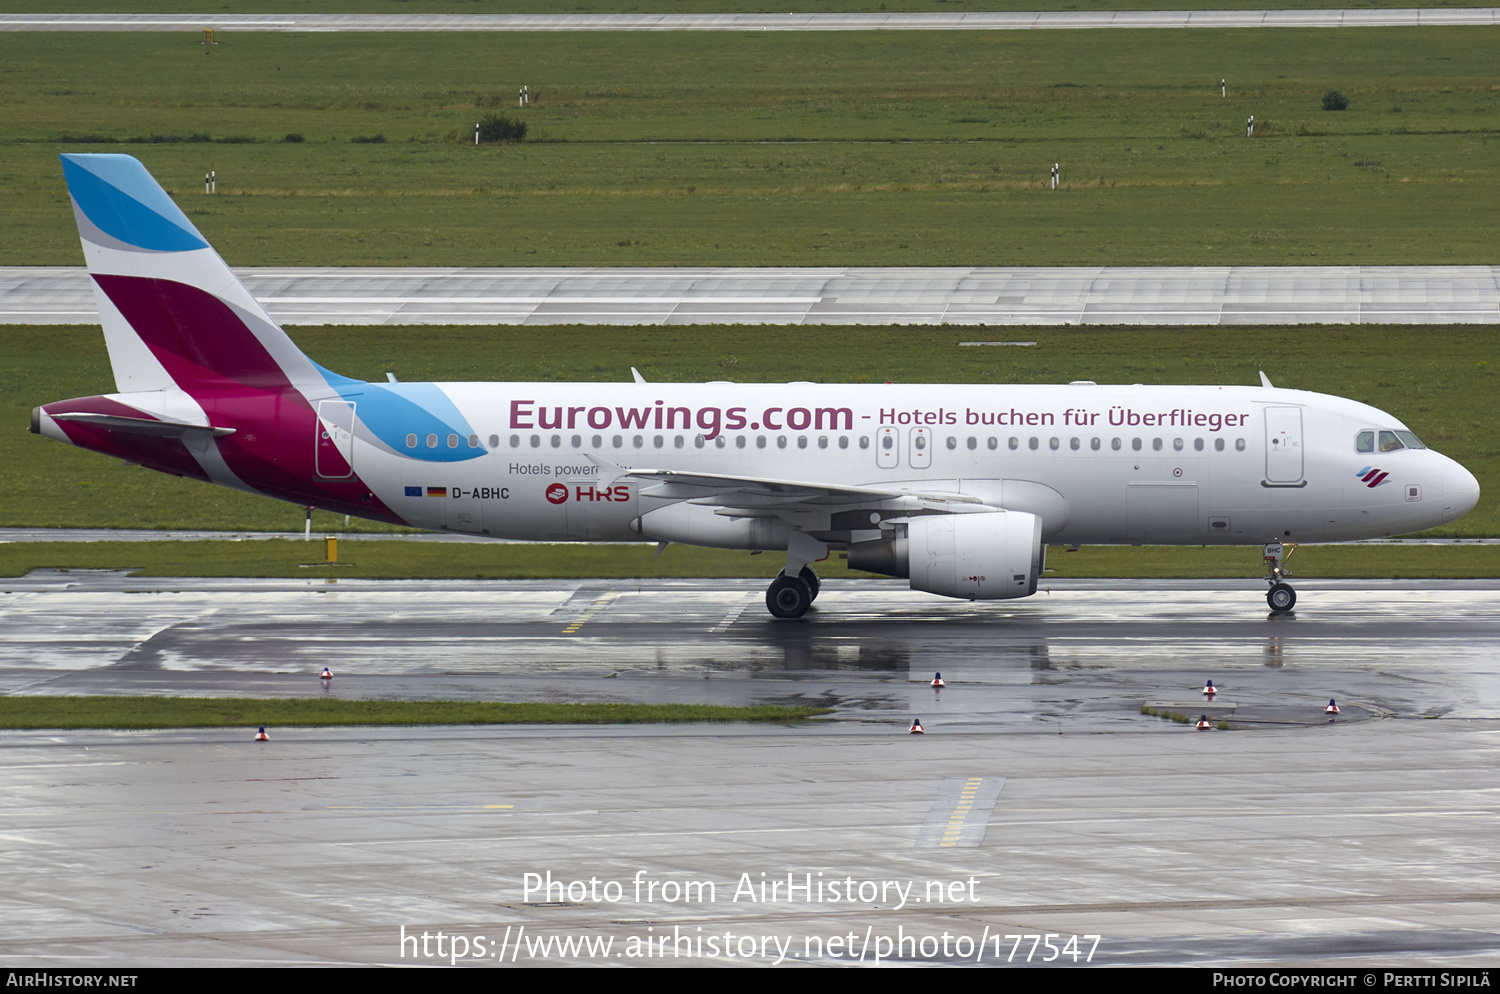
[798,566,821,602]
[767,574,813,619]
[1267,582,1297,613]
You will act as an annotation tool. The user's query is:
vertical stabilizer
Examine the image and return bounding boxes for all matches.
[61,154,345,395]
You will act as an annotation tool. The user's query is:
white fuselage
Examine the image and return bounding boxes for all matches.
[332,381,1476,549]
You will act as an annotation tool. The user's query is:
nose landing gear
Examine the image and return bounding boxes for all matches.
[1263,541,1297,613]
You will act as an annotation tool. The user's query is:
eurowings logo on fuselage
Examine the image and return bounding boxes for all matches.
[1356,466,1390,488]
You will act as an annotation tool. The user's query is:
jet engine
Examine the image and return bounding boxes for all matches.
[847,511,1043,600]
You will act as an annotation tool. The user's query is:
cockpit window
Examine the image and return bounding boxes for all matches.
[1378,430,1404,452]
[1395,430,1426,450]
[1355,430,1374,453]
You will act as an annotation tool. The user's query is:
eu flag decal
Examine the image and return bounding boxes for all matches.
[404,486,421,497]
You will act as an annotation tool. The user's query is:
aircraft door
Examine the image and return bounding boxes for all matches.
[876,426,899,468]
[1264,406,1305,485]
[1127,483,1201,541]
[315,400,355,479]
[909,427,931,469]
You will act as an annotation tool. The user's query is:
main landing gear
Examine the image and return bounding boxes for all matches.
[1263,541,1297,613]
[766,531,829,620]
[767,566,820,619]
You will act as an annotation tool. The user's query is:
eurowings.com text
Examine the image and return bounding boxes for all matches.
[399,925,1100,965]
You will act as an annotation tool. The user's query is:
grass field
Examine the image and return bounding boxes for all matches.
[4,28,1497,266]
[2,539,1495,580]
[6,322,1495,535]
[0,696,834,730]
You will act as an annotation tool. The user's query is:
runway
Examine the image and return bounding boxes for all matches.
[4,10,1499,32]
[7,265,1500,326]
[2,573,1498,966]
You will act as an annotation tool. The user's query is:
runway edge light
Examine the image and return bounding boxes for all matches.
[909,718,925,734]
[255,725,269,741]
[931,672,945,689]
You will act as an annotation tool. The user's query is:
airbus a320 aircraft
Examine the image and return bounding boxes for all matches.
[33,155,1480,618]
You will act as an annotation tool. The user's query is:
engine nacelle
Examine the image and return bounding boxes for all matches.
[848,511,1043,600]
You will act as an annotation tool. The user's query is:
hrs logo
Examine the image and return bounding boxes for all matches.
[547,483,630,505]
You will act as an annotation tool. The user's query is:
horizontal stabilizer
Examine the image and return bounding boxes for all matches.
[47,411,235,438]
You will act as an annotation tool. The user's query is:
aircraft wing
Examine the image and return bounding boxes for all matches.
[590,458,990,516]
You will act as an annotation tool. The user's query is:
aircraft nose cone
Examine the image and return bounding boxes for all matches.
[1442,460,1480,523]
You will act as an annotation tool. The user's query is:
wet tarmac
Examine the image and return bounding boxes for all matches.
[1,574,1497,966]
